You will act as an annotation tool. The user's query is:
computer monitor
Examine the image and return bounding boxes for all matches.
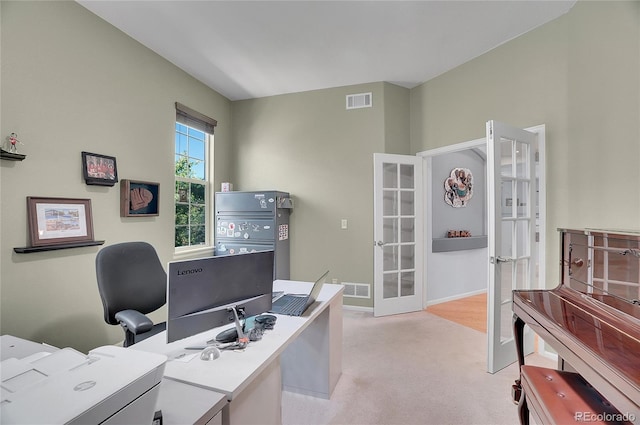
[166,250,274,343]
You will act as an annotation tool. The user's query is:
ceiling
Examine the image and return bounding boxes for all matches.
[77,1,575,101]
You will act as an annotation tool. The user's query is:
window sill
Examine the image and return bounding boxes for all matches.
[173,245,215,260]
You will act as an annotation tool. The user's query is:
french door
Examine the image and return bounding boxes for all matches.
[373,154,423,317]
[486,121,536,373]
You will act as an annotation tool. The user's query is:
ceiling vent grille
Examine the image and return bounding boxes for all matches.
[346,92,372,110]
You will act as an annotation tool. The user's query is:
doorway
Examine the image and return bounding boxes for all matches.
[420,137,489,312]
[418,124,546,343]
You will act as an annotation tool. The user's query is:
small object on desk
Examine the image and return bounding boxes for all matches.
[248,327,263,341]
[255,314,277,330]
[215,327,239,343]
[200,346,221,361]
[270,270,329,316]
[171,352,199,362]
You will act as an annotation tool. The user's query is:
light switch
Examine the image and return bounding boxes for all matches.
[341,219,348,229]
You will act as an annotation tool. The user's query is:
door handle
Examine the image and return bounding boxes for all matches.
[374,241,386,247]
[497,256,514,263]
[490,256,514,264]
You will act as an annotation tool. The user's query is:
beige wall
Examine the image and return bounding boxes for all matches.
[0,1,232,352]
[411,0,640,288]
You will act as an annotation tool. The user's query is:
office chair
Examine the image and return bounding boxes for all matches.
[96,241,167,347]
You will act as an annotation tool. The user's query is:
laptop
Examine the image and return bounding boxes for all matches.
[270,271,329,316]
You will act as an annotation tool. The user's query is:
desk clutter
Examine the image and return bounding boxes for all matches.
[172,314,279,362]
[213,314,277,344]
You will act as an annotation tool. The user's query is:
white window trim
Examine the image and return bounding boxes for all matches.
[174,128,213,254]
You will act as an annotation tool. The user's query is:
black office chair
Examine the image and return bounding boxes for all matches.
[96,241,167,347]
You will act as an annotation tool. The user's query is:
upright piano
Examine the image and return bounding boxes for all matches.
[512,228,640,424]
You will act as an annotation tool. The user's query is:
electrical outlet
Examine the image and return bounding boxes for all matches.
[331,278,339,284]
[341,219,348,229]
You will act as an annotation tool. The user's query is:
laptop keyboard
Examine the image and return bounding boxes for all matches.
[276,296,307,315]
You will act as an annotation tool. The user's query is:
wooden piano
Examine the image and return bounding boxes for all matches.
[512,228,640,425]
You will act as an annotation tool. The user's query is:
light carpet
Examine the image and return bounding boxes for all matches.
[282,309,553,425]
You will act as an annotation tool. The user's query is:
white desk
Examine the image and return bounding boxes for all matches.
[157,378,227,425]
[132,280,343,425]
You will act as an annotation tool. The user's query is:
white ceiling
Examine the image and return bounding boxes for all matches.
[77,1,575,101]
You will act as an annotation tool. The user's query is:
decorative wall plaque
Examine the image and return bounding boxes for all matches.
[444,167,473,208]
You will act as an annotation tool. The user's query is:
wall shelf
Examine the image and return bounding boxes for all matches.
[432,236,487,253]
[14,240,105,253]
[1,149,26,161]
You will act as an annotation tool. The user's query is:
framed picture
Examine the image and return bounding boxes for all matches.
[121,179,160,217]
[27,197,94,247]
[82,151,118,186]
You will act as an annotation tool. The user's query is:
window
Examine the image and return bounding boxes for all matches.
[174,103,216,250]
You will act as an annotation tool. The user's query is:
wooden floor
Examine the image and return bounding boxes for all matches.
[427,293,487,333]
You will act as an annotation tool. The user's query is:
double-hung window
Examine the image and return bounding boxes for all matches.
[174,102,216,250]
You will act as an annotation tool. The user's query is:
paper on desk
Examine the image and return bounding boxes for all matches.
[170,351,199,362]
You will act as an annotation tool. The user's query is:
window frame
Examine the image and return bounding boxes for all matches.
[174,103,216,255]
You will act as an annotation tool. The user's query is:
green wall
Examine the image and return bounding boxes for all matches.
[231,82,410,308]
[0,1,232,352]
[1,0,638,352]
[410,0,639,288]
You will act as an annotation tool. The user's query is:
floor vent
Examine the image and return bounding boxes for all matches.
[342,282,370,299]
[346,92,372,110]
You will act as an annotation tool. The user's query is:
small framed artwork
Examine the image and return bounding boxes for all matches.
[121,179,160,217]
[82,151,118,186]
[27,197,94,247]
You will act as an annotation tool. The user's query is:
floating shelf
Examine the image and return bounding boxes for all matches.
[432,236,488,253]
[1,149,26,161]
[14,240,105,253]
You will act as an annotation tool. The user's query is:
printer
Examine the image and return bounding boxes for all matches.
[1,337,166,424]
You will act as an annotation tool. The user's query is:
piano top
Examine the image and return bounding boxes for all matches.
[515,286,640,388]
[513,228,640,413]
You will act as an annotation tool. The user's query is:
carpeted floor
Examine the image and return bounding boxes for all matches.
[282,309,553,425]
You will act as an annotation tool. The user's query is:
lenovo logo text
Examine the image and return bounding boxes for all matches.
[177,268,203,275]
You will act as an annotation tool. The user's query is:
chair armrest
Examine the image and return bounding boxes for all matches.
[115,309,153,335]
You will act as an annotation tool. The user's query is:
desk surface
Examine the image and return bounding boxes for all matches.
[157,378,227,425]
[131,281,343,400]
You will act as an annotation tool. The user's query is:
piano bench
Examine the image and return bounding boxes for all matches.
[519,366,631,425]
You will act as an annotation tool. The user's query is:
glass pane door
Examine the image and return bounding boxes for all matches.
[374,154,423,317]
[487,121,536,373]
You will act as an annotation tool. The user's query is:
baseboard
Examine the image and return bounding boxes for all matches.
[426,289,487,307]
[342,304,373,313]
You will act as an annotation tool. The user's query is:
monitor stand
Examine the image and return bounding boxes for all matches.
[214,306,249,347]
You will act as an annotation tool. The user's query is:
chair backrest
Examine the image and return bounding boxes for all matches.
[96,241,167,325]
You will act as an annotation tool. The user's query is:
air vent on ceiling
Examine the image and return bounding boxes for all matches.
[346,92,372,110]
